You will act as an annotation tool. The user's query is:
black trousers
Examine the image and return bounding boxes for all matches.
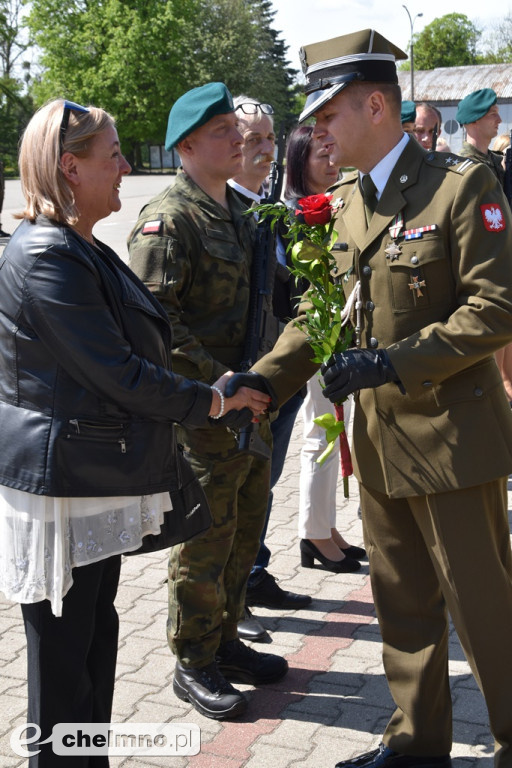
[21,555,122,768]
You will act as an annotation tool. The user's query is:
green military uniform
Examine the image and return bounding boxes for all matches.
[128,169,272,668]
[253,137,512,762]
[459,140,505,186]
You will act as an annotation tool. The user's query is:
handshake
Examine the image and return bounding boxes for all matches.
[210,372,278,429]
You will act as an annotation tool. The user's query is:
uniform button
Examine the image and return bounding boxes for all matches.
[422,380,433,388]
[366,301,375,311]
[474,387,483,397]
[369,337,378,348]
[411,256,419,265]
[362,266,372,277]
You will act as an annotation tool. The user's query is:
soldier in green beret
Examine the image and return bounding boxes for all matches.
[400,100,416,135]
[127,82,288,721]
[247,28,512,768]
[457,88,504,184]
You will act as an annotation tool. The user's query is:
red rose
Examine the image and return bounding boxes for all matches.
[296,194,333,226]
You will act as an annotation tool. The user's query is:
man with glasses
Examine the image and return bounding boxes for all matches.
[128,83,288,722]
[229,97,311,644]
[229,97,276,203]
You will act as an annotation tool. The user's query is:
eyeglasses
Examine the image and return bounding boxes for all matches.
[59,100,90,154]
[236,102,274,116]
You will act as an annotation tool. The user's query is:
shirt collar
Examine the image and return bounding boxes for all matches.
[227,179,263,204]
[360,132,410,200]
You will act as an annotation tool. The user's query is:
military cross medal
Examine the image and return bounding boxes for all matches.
[385,212,404,261]
[408,275,426,297]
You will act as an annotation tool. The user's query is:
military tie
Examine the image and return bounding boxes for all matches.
[361,173,377,225]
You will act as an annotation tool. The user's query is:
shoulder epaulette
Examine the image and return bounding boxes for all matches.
[328,169,358,193]
[425,151,474,175]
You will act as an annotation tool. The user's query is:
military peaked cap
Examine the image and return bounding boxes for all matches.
[298,29,408,122]
[401,100,416,124]
[165,82,235,150]
[456,88,498,126]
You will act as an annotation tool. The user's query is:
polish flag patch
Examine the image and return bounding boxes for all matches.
[480,204,506,232]
[142,220,162,235]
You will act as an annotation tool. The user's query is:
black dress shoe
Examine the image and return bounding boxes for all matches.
[173,660,247,720]
[245,569,312,609]
[341,544,367,560]
[216,638,288,685]
[238,607,270,643]
[334,743,452,768]
[300,539,361,572]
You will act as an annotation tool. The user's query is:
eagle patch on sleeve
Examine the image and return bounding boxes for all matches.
[480,204,506,232]
[142,220,163,235]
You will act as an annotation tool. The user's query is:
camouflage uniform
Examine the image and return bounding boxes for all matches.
[128,169,271,668]
[459,140,505,186]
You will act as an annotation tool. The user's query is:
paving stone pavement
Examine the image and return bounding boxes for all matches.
[0,177,509,767]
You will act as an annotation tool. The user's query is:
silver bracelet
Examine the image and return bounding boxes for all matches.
[210,386,225,419]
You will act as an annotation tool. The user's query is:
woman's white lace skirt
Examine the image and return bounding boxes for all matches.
[0,486,171,616]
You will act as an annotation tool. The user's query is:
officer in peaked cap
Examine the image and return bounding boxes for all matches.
[251,27,512,768]
[457,88,504,184]
[298,28,407,122]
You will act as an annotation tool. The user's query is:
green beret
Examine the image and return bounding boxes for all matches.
[456,88,497,125]
[401,100,416,124]
[165,82,234,150]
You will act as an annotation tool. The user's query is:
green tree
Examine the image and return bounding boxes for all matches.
[0,0,34,171]
[27,0,192,164]
[413,13,481,69]
[480,14,512,63]
[26,0,297,165]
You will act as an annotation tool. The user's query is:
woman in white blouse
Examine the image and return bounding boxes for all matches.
[0,99,268,767]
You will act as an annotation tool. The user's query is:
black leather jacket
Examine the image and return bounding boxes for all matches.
[0,216,211,496]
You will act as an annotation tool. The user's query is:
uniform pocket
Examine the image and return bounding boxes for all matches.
[200,228,245,263]
[387,237,453,312]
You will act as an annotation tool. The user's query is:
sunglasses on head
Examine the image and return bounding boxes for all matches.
[236,102,274,116]
[59,100,90,153]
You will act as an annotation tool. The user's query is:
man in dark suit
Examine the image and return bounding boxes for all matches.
[249,28,512,768]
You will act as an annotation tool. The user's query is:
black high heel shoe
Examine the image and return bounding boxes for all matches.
[300,539,361,573]
[341,544,367,560]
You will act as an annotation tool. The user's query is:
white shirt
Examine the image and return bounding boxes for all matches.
[360,132,410,200]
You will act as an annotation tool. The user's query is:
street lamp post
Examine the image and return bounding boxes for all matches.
[402,5,423,101]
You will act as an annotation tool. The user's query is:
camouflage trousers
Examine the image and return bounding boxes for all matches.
[167,419,271,668]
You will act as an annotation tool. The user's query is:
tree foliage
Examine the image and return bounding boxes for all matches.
[480,14,512,63]
[0,0,34,170]
[413,13,481,69]
[26,0,297,164]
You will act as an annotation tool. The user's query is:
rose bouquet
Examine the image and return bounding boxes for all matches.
[254,193,354,496]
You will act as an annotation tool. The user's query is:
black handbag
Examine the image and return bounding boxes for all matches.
[126,441,212,555]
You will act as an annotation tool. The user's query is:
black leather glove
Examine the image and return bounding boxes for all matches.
[224,371,279,412]
[321,349,403,402]
[211,407,253,429]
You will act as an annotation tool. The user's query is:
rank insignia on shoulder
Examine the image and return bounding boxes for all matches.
[141,220,163,235]
[455,159,474,174]
[480,203,506,232]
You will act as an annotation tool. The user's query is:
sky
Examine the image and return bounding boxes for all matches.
[272,0,504,73]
